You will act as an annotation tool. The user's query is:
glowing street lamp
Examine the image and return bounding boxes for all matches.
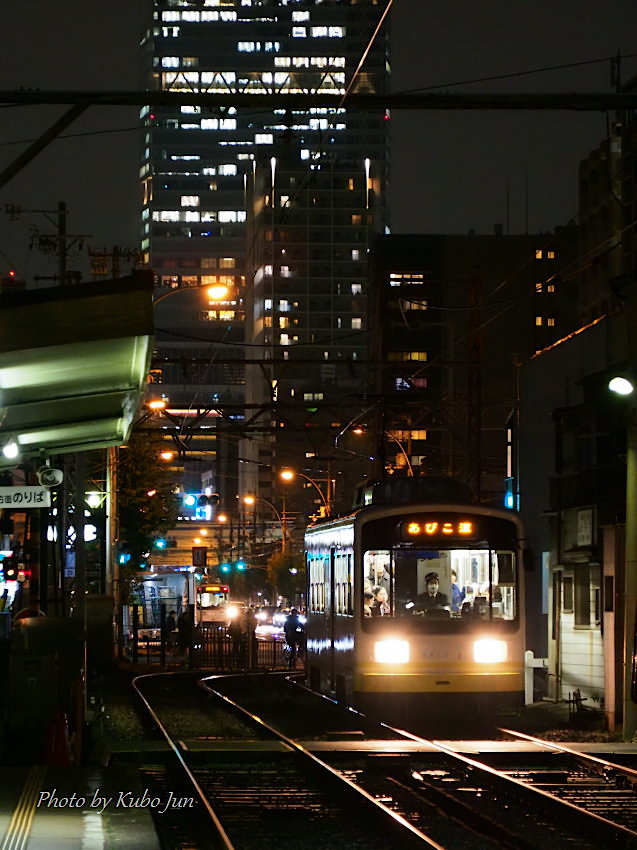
[243,494,287,552]
[206,283,231,301]
[609,376,634,396]
[279,468,333,516]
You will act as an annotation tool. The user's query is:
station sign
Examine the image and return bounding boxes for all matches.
[0,486,51,508]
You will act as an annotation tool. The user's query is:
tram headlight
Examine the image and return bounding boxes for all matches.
[473,639,507,663]
[227,605,240,620]
[374,639,410,664]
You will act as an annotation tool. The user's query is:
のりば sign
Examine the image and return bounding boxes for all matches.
[0,486,51,508]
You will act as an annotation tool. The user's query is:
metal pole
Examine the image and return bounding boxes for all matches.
[623,413,637,739]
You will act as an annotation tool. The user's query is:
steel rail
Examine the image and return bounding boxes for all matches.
[199,673,445,849]
[132,671,236,850]
[380,721,637,845]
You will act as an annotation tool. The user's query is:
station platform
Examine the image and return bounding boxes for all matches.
[0,766,160,849]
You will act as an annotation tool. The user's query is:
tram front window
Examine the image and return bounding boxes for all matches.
[362,548,517,621]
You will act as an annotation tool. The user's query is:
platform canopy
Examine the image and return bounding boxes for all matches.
[0,271,155,467]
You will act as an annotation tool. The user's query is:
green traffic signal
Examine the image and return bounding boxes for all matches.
[220,562,231,573]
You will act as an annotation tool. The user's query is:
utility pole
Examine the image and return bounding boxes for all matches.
[89,245,140,280]
[4,200,89,285]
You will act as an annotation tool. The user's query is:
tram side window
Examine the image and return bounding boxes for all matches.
[334,552,353,615]
[363,549,392,615]
[308,555,326,613]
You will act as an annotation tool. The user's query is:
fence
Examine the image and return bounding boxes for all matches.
[124,620,291,671]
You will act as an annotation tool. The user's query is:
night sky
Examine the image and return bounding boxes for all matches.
[0,0,636,281]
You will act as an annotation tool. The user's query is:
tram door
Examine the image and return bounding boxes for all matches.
[328,548,336,692]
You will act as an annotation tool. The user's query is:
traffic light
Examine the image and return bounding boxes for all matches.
[235,560,247,571]
[2,559,18,581]
[220,562,231,573]
[152,536,178,550]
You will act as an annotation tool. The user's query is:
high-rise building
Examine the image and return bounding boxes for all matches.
[369,229,579,505]
[141,1,389,520]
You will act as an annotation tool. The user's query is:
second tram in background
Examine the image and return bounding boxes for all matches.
[304,477,526,726]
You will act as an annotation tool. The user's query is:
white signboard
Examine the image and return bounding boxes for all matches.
[0,486,51,508]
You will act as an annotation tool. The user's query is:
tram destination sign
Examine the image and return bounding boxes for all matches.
[0,486,51,508]
[400,516,479,541]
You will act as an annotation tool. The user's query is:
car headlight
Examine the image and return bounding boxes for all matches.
[374,639,410,664]
[473,639,507,663]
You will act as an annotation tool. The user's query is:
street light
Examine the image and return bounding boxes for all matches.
[279,468,333,516]
[152,282,232,307]
[243,494,287,552]
[609,372,637,738]
[347,425,415,477]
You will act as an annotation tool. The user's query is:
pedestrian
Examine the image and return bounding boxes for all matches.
[177,609,193,661]
[164,610,177,653]
[228,616,244,666]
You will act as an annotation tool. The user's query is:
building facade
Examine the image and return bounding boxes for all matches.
[141,1,389,539]
[369,230,579,506]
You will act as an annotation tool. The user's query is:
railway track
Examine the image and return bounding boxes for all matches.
[126,671,637,849]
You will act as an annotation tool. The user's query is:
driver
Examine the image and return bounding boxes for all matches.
[414,572,449,613]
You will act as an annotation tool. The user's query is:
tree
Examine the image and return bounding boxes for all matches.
[117,429,180,569]
[266,548,306,605]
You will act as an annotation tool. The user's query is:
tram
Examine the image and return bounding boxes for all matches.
[304,477,526,724]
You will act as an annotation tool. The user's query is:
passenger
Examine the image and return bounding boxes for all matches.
[414,572,449,614]
[450,570,465,612]
[366,560,391,595]
[371,585,390,616]
[363,590,374,617]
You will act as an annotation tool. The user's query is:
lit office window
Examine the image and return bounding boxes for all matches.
[292,27,307,37]
[535,316,543,326]
[351,318,362,329]
[181,196,200,207]
[218,211,246,222]
[351,283,362,294]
